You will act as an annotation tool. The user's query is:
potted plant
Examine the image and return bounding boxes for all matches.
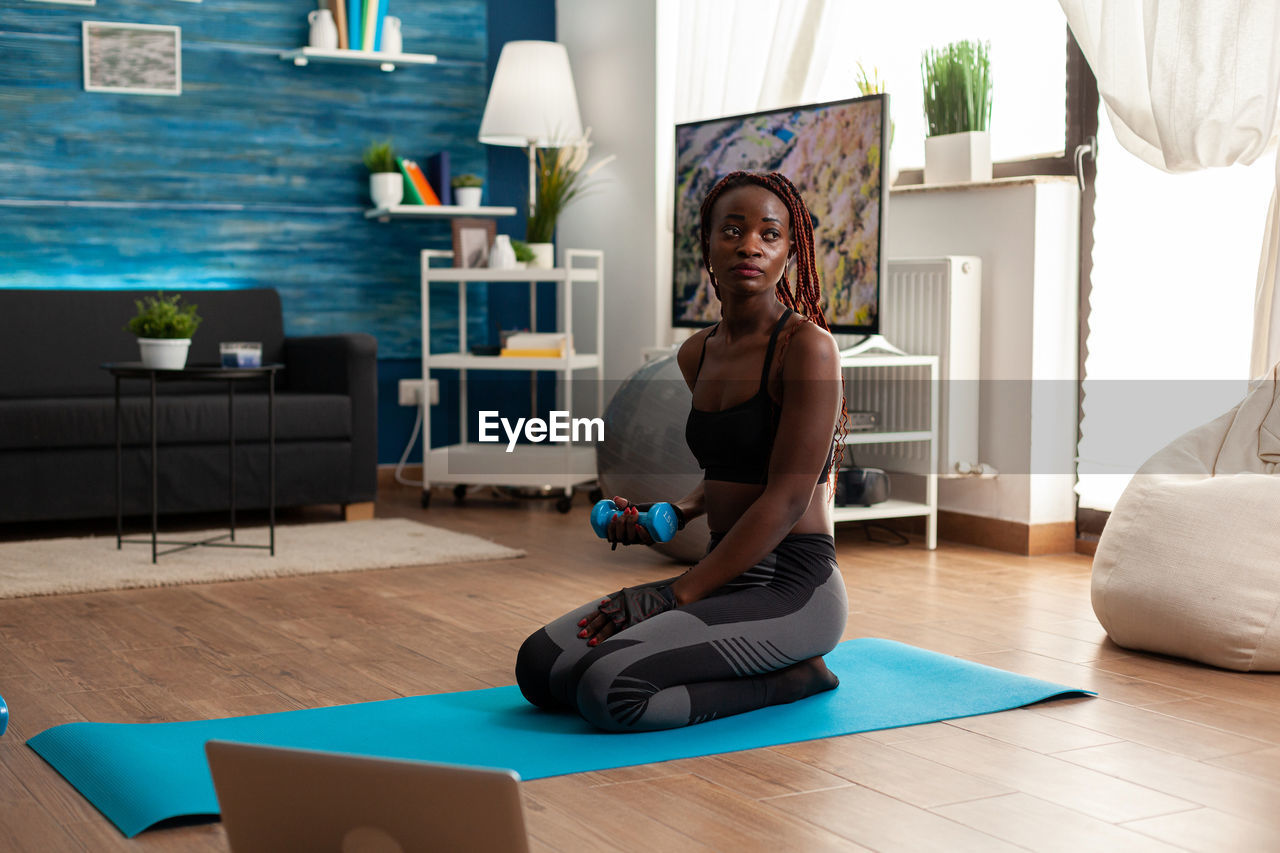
[526,129,615,268]
[125,291,202,370]
[510,239,535,270]
[451,173,484,208]
[855,62,896,184]
[921,40,992,184]
[363,139,403,209]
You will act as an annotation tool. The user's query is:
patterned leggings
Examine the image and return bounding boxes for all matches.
[514,533,848,732]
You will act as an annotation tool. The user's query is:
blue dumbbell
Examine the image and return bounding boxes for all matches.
[0,693,7,737]
[590,500,679,543]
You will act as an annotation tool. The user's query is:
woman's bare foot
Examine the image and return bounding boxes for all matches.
[766,656,840,706]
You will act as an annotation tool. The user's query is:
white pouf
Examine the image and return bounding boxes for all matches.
[1092,365,1280,671]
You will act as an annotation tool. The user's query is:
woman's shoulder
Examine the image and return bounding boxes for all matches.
[676,325,716,384]
[778,315,839,378]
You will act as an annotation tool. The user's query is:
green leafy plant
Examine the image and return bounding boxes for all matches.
[526,128,615,244]
[921,40,992,136]
[362,139,398,174]
[451,173,484,189]
[125,291,202,339]
[510,239,535,263]
[855,62,894,149]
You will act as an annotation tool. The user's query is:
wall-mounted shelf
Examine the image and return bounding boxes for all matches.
[365,204,518,222]
[279,47,438,72]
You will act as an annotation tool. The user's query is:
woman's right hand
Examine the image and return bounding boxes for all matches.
[604,496,654,548]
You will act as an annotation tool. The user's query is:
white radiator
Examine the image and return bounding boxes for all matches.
[841,256,981,476]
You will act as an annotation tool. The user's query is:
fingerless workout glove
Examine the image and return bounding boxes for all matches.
[599,584,676,630]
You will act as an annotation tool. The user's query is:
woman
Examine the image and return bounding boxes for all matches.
[515,171,848,732]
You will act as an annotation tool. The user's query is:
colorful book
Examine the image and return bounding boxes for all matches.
[329,0,348,50]
[396,157,425,205]
[361,0,378,51]
[373,0,388,50]
[426,152,452,206]
[404,160,441,205]
[347,0,362,50]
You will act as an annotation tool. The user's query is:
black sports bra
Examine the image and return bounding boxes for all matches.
[685,308,835,485]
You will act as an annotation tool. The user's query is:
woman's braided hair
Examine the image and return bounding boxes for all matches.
[698,170,849,487]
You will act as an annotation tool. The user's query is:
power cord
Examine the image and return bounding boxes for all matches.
[394,405,424,488]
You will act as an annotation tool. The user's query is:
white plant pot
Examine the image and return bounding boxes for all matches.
[138,338,191,370]
[527,242,555,269]
[369,172,404,209]
[924,130,992,185]
[454,186,483,208]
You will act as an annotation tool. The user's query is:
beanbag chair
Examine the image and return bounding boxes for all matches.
[1091,365,1280,671]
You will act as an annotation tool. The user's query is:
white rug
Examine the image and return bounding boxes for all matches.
[0,518,524,599]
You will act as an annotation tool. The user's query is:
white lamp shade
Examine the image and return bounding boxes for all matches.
[479,41,584,148]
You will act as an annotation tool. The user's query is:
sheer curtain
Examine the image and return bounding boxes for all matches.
[1059,0,1280,508]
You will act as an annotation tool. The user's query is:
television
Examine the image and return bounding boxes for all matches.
[672,93,889,335]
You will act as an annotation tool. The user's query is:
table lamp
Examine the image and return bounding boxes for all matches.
[478,40,584,218]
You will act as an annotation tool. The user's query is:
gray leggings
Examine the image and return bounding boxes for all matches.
[515,533,848,732]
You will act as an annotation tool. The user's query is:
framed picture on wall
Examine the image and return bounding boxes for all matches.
[83,22,182,96]
[451,218,496,269]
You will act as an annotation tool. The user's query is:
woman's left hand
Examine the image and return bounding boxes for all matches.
[577,585,676,646]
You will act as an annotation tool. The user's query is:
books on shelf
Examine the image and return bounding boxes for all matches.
[426,152,451,206]
[501,333,570,358]
[329,0,348,50]
[347,0,361,49]
[393,157,443,207]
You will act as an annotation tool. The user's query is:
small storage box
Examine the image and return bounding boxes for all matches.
[219,342,262,368]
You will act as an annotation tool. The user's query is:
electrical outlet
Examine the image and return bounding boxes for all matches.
[397,379,439,406]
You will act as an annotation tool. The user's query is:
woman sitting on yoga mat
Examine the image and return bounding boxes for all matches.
[516,171,849,732]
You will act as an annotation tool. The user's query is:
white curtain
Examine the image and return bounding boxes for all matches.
[672,0,830,124]
[1058,0,1280,377]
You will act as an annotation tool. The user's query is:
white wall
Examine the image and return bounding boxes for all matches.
[557,0,661,381]
[887,178,1080,525]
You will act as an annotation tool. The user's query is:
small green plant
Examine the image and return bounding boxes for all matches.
[125,292,202,339]
[854,63,886,96]
[362,139,398,174]
[451,173,484,189]
[921,40,992,136]
[510,239,535,263]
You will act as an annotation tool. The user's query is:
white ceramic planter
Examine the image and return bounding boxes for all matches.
[138,338,191,370]
[369,172,404,209]
[527,242,554,269]
[454,186,483,208]
[924,130,992,185]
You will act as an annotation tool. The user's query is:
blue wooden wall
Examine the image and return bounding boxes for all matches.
[0,0,556,464]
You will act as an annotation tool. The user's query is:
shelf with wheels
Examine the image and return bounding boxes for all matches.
[419,249,605,512]
[834,350,939,549]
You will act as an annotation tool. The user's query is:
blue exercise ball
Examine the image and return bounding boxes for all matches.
[596,353,708,563]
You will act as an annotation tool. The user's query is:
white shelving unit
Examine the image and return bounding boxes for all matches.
[419,249,605,510]
[279,47,437,72]
[364,204,517,222]
[835,351,939,549]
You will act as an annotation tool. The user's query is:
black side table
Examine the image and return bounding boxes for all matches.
[102,362,282,563]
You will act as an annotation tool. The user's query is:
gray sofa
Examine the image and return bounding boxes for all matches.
[0,288,377,524]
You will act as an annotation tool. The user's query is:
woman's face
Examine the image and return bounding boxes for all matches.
[707,184,793,295]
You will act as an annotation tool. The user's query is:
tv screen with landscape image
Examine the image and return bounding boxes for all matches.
[673,93,889,334]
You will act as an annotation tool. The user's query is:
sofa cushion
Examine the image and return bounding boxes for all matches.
[0,288,285,399]
[0,393,350,450]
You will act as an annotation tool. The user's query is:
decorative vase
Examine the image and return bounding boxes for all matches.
[454,186,482,208]
[138,338,191,370]
[527,242,554,269]
[489,234,517,270]
[307,9,338,50]
[924,130,991,184]
[369,172,403,209]
[379,16,402,54]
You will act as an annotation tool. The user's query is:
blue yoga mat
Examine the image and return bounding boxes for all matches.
[28,638,1089,837]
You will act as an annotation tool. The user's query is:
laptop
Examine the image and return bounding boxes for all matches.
[205,741,530,853]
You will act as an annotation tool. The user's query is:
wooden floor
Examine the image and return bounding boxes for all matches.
[2,485,1278,852]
